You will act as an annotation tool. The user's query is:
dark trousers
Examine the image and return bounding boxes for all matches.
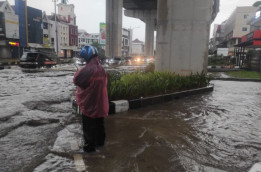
[82,115,105,148]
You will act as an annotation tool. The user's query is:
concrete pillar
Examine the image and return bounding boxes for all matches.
[156,0,213,75]
[106,0,122,57]
[145,18,155,58]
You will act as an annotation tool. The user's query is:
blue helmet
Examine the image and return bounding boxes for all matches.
[79,46,98,61]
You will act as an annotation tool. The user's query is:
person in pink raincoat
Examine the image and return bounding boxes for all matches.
[73,45,109,152]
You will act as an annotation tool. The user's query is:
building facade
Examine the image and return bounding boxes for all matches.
[131,38,144,56]
[78,28,131,57]
[0,1,19,59]
[78,29,99,49]
[15,0,43,50]
[122,28,130,57]
[222,6,258,56]
[210,21,226,54]
[56,2,78,57]
[249,7,261,32]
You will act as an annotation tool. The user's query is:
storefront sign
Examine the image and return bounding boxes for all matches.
[9,41,19,46]
[5,13,19,39]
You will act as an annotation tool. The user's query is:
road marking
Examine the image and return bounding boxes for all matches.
[73,154,86,172]
[70,141,87,172]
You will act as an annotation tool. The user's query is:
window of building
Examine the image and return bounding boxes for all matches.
[43,22,48,29]
[243,14,248,19]
[125,39,129,46]
[242,27,247,31]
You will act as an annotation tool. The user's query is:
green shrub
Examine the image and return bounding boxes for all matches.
[107,71,211,101]
[107,70,122,99]
[145,63,155,73]
[208,55,229,66]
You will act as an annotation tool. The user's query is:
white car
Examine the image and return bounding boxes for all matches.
[107,57,122,65]
[75,58,86,65]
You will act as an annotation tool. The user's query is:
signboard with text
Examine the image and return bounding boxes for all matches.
[5,13,19,39]
[100,23,106,45]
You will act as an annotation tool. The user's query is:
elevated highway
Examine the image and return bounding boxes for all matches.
[106,0,219,75]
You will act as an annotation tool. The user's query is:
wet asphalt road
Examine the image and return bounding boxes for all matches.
[0,65,260,172]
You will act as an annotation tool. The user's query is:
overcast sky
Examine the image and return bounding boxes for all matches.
[7,0,259,41]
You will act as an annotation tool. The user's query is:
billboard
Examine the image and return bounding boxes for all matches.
[0,12,5,38]
[217,48,229,56]
[100,23,106,45]
[5,13,19,39]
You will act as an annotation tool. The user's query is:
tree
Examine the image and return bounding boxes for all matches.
[253,1,261,7]
[91,42,105,57]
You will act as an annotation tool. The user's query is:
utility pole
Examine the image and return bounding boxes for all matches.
[53,0,59,56]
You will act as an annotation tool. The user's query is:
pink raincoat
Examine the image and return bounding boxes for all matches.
[73,57,109,118]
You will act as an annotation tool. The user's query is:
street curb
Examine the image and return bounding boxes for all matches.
[213,78,261,82]
[72,85,214,115]
[110,100,129,113]
[207,68,241,72]
[109,85,214,114]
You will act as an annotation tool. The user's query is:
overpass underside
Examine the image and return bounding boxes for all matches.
[106,0,219,75]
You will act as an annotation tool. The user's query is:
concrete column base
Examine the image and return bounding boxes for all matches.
[145,18,155,58]
[156,0,212,75]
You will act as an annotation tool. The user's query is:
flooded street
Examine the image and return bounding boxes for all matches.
[0,66,261,172]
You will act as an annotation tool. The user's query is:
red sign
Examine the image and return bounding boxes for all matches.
[253,30,261,39]
[253,40,261,46]
[241,30,261,43]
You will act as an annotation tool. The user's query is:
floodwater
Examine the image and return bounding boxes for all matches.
[0,66,261,172]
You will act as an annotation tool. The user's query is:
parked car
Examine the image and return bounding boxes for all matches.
[132,56,146,64]
[19,52,57,68]
[106,57,122,65]
[124,56,133,65]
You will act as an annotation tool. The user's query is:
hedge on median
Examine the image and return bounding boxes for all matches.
[107,70,212,101]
